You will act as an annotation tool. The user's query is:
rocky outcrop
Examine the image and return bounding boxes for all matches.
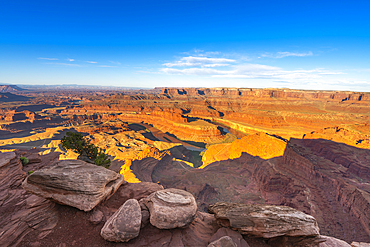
[0,152,58,247]
[208,202,320,238]
[22,160,124,211]
[143,188,197,229]
[101,199,141,242]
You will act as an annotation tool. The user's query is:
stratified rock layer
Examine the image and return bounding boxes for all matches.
[0,152,59,247]
[143,188,197,229]
[100,199,141,242]
[22,160,124,211]
[207,202,320,238]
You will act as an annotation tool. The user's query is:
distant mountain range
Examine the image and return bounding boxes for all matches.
[0,85,24,93]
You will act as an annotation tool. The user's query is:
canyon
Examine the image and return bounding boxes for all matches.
[1,85,370,246]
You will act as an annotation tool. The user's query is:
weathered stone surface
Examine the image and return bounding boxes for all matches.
[25,153,42,164]
[208,236,237,247]
[22,159,124,211]
[318,236,351,247]
[351,242,370,247]
[143,188,197,229]
[208,202,320,238]
[210,228,249,247]
[0,152,58,247]
[101,199,141,242]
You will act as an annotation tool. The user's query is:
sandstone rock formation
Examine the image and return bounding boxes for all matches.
[208,236,237,247]
[22,160,124,211]
[101,199,141,242]
[209,227,250,247]
[143,188,197,229]
[200,132,287,168]
[0,151,58,247]
[132,137,370,243]
[208,202,320,238]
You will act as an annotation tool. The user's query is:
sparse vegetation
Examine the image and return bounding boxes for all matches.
[28,170,33,175]
[20,156,29,165]
[61,131,110,168]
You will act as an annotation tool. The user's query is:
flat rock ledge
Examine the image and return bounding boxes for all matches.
[143,188,197,229]
[101,199,142,242]
[22,160,124,211]
[208,202,320,239]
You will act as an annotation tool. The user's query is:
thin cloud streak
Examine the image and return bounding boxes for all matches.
[164,56,235,67]
[262,51,313,58]
[86,61,97,63]
[38,57,59,60]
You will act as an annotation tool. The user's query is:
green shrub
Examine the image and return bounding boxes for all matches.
[28,170,33,175]
[61,131,111,168]
[20,157,29,165]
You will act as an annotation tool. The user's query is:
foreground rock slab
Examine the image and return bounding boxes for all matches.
[101,198,141,242]
[22,160,124,211]
[208,202,320,239]
[143,188,197,229]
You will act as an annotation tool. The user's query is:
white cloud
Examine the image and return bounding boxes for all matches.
[86,61,97,63]
[162,62,344,82]
[38,57,58,60]
[262,51,313,58]
[67,58,75,62]
[158,52,366,91]
[161,67,228,75]
[163,56,235,67]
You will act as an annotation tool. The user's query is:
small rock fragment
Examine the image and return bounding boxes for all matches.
[208,236,237,247]
[209,228,249,247]
[89,208,104,225]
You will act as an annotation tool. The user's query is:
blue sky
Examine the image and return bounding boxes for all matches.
[1,0,370,91]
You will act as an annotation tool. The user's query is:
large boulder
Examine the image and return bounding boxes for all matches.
[22,160,124,211]
[100,199,142,242]
[208,202,320,239]
[143,188,197,229]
